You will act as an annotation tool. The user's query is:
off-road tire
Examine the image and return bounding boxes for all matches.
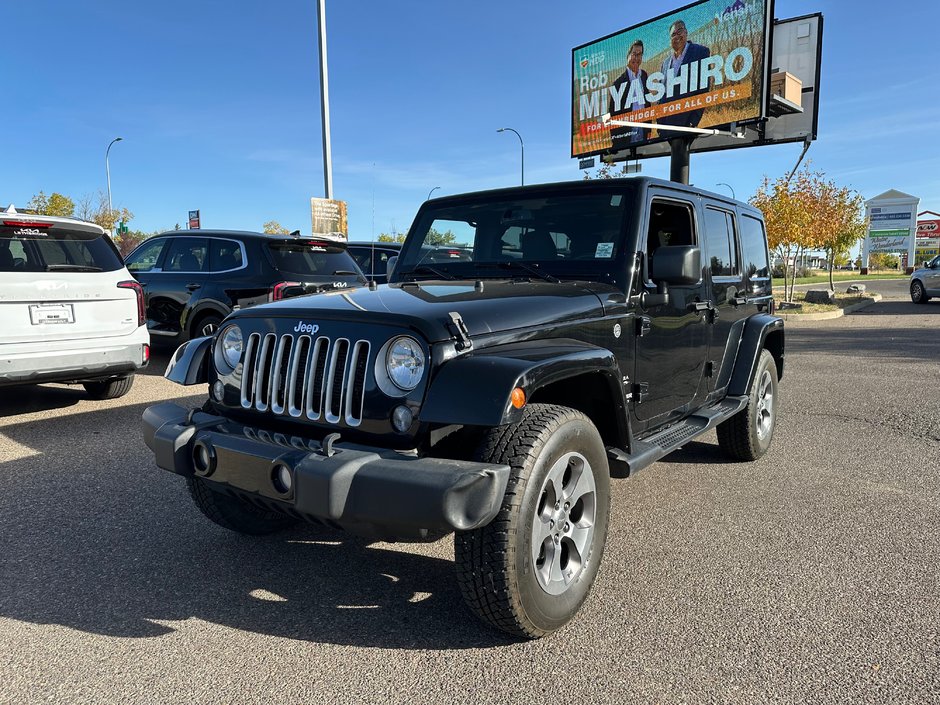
[186,476,297,535]
[82,374,135,400]
[454,404,611,639]
[910,280,929,304]
[717,349,778,461]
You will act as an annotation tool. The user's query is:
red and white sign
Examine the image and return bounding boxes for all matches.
[916,219,939,235]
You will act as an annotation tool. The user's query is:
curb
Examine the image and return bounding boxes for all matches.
[777,294,882,321]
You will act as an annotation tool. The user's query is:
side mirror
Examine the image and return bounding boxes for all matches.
[386,255,398,279]
[650,245,701,285]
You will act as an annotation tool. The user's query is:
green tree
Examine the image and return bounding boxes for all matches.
[378,231,407,243]
[263,220,290,235]
[426,228,457,246]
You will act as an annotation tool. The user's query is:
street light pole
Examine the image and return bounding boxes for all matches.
[106,137,123,216]
[427,186,440,201]
[716,182,735,199]
[497,127,524,186]
[316,0,333,199]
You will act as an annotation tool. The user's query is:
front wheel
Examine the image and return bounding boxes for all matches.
[717,349,779,461]
[911,280,929,304]
[454,404,611,638]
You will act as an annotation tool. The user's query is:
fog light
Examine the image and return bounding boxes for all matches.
[272,464,293,495]
[212,380,225,401]
[391,405,413,433]
[192,442,215,476]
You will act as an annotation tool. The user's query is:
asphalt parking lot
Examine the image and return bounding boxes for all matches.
[1,295,938,704]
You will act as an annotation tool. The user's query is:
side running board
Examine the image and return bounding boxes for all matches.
[607,395,748,477]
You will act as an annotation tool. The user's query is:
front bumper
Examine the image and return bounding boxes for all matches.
[142,402,510,540]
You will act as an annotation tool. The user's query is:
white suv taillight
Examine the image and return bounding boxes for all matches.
[118,280,146,326]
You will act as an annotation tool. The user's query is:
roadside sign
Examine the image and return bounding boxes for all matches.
[188,210,200,229]
[310,198,348,241]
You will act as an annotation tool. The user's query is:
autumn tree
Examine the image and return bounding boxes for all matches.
[26,191,75,217]
[263,220,290,235]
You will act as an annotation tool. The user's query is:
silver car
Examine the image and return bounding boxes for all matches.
[910,255,940,304]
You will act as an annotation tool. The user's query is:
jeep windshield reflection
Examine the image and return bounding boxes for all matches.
[395,187,633,281]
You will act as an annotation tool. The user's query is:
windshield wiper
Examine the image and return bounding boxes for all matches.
[490,261,559,283]
[401,264,455,281]
[331,269,359,275]
[45,264,102,272]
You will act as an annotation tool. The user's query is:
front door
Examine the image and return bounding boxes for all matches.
[633,196,708,425]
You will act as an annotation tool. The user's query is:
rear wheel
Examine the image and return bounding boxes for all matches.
[192,314,223,339]
[187,477,297,535]
[83,374,135,400]
[454,404,610,638]
[910,280,929,304]
[717,349,778,461]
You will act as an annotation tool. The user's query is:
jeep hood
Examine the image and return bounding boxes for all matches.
[231,280,613,343]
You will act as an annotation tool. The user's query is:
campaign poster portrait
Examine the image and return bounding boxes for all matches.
[571,0,773,158]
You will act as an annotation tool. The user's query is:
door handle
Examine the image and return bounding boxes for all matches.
[731,296,748,306]
[186,283,201,291]
[689,301,714,312]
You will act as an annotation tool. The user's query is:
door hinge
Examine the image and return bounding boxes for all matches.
[705,361,715,378]
[631,382,650,403]
[635,315,652,337]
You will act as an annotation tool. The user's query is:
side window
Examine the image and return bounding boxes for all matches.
[125,239,167,272]
[740,215,771,282]
[646,199,695,279]
[703,207,739,277]
[208,239,244,272]
[163,237,208,272]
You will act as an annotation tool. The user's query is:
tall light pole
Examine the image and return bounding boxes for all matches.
[716,182,735,199]
[497,127,524,186]
[106,137,123,215]
[427,186,440,201]
[316,0,333,199]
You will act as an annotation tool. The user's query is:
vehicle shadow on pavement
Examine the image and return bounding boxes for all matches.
[0,399,512,649]
[0,383,88,418]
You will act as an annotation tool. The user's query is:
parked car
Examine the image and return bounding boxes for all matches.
[347,241,401,284]
[910,255,940,303]
[124,230,368,344]
[143,178,783,637]
[0,207,149,399]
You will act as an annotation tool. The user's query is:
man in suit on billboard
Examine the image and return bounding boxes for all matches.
[658,19,710,128]
[609,40,650,146]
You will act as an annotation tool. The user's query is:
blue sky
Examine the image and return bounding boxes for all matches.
[3,0,939,239]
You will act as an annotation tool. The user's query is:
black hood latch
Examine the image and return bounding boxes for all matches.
[446,311,473,352]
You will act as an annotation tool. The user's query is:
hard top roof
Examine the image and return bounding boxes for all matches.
[152,229,350,243]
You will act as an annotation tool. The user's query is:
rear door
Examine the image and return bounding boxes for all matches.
[701,205,750,394]
[0,220,139,343]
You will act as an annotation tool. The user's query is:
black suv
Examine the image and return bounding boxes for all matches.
[125,230,367,342]
[347,241,402,285]
[143,178,783,638]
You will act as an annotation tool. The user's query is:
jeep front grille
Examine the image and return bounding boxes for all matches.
[240,333,370,426]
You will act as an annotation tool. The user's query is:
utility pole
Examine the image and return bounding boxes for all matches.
[316,0,333,199]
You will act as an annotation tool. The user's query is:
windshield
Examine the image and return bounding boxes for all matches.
[396,189,630,280]
[266,240,366,281]
[0,224,123,272]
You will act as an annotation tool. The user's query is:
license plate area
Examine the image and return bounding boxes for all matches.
[29,303,75,325]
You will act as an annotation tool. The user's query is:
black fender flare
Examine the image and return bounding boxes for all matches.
[727,314,785,396]
[421,338,628,432]
[165,336,213,385]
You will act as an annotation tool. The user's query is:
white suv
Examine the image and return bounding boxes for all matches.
[0,207,150,399]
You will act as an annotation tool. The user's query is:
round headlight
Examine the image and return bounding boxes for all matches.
[385,336,425,390]
[219,325,243,369]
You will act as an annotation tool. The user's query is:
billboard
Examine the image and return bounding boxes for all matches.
[310,198,348,241]
[188,209,200,229]
[572,0,774,158]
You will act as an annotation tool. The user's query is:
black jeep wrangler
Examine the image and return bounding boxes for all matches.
[143,178,783,638]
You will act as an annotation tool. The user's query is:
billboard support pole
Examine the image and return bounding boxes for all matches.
[316,0,333,200]
[669,137,692,185]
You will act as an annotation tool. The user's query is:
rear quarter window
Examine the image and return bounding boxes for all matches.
[0,224,123,272]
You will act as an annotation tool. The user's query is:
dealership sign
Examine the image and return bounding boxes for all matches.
[571,0,772,157]
[310,198,348,241]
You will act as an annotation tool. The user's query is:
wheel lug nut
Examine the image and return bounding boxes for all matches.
[555,502,560,510]
[564,502,570,510]
[564,522,570,532]
[550,519,555,528]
